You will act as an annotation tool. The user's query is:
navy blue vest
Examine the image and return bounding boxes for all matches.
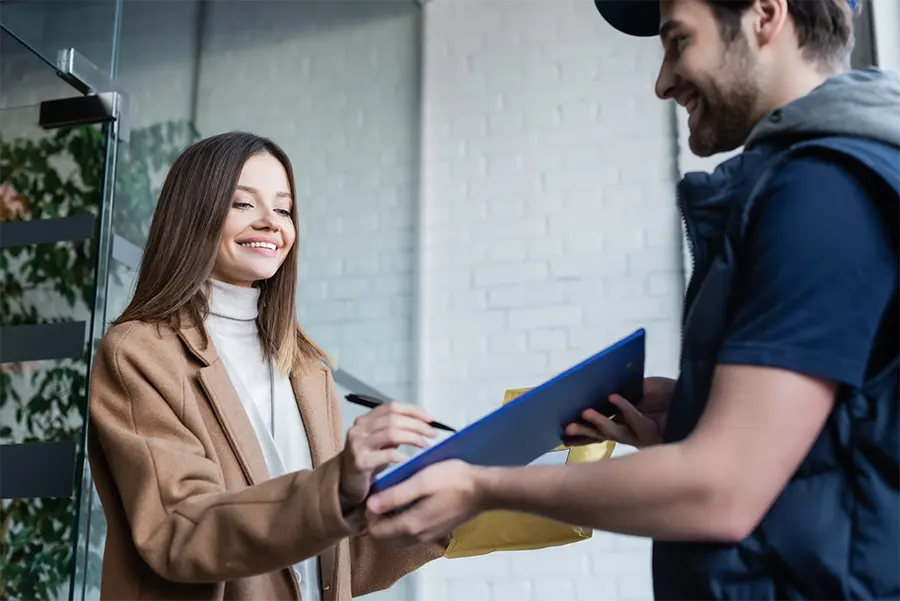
[653,136,899,600]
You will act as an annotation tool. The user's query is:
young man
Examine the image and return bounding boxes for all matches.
[366,1,899,598]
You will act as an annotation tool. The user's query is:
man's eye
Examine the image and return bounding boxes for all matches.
[675,36,689,53]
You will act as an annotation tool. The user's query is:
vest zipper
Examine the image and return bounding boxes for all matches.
[677,187,698,343]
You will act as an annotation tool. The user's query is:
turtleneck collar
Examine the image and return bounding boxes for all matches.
[207,279,260,322]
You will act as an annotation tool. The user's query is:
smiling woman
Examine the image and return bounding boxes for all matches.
[86,132,448,601]
[211,156,297,288]
[112,133,311,375]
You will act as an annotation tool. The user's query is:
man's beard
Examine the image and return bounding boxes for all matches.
[688,41,759,157]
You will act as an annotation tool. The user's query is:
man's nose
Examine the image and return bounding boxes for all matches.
[655,60,675,100]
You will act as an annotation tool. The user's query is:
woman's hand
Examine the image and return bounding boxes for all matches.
[339,402,437,509]
[563,376,676,449]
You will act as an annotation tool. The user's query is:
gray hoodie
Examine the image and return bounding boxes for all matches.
[745,67,900,149]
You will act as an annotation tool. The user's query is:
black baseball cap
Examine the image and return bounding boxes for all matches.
[594,0,661,37]
[594,0,861,38]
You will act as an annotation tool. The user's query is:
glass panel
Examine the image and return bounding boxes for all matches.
[0,0,121,78]
[0,26,81,112]
[0,100,111,601]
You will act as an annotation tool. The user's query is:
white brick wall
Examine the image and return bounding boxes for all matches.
[415,1,682,599]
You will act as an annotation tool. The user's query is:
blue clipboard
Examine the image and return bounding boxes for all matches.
[371,328,645,494]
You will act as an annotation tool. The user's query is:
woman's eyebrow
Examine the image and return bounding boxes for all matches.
[235,185,292,200]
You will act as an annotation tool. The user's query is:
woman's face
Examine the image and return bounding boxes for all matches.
[210,153,296,287]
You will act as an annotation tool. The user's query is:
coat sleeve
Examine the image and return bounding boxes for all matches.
[88,324,360,584]
[349,532,449,597]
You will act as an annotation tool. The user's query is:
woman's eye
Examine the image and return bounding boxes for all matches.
[276,209,292,217]
[232,201,253,209]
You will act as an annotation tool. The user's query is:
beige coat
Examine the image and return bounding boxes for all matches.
[87,320,446,600]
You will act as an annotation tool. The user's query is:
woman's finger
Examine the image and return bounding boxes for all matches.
[368,413,438,440]
[372,401,434,425]
[362,427,433,453]
[352,448,407,473]
[352,410,437,441]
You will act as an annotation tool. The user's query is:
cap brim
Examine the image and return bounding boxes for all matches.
[594,0,660,37]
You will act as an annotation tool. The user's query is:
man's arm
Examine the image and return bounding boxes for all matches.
[480,364,835,541]
[367,156,896,546]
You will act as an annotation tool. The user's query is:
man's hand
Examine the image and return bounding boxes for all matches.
[339,402,437,509]
[564,376,675,448]
[365,460,486,547]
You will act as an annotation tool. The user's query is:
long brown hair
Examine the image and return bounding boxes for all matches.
[114,131,329,374]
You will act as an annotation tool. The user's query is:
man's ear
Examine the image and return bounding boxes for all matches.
[749,0,789,49]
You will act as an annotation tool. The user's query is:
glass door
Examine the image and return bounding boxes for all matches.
[0,21,124,601]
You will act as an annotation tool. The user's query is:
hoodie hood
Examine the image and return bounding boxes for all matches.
[745,68,900,150]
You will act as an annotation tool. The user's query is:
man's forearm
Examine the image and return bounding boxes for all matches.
[477,442,745,542]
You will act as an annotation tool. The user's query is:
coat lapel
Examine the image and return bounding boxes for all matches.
[178,327,271,486]
[289,361,334,467]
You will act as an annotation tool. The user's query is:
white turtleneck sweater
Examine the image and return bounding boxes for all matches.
[204,279,322,601]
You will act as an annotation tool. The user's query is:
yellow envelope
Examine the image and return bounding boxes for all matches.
[445,387,615,559]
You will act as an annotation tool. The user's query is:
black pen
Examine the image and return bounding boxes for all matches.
[344,393,457,433]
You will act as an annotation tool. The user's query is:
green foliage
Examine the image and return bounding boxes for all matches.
[114,121,199,248]
[0,119,197,601]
